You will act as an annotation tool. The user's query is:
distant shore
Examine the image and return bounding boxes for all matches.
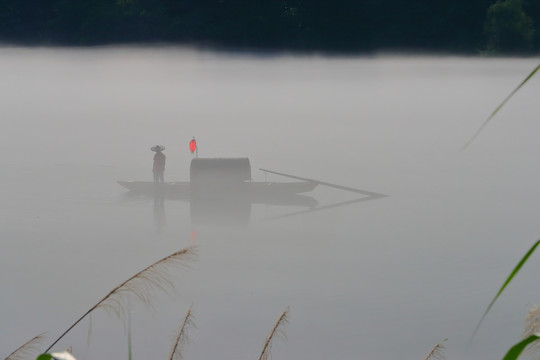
[1,0,539,55]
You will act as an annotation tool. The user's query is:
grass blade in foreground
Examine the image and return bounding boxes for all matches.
[461,62,540,150]
[128,307,132,360]
[36,355,52,360]
[469,239,540,345]
[502,334,540,360]
[44,246,197,353]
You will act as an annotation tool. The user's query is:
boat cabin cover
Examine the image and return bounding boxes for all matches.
[190,158,252,184]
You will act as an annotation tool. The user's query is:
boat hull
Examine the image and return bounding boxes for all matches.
[117,180,318,207]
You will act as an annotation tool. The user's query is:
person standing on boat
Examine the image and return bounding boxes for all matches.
[151,145,166,183]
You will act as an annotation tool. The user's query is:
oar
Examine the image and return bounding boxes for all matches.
[259,168,388,198]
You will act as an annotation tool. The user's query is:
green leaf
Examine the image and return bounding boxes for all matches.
[502,334,540,360]
[461,62,540,150]
[36,354,53,360]
[469,239,540,345]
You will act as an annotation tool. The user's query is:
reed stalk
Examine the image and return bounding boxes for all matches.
[44,246,197,353]
[168,304,195,360]
[4,333,46,360]
[258,306,290,360]
[423,339,446,360]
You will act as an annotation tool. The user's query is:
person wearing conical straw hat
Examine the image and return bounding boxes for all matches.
[151,145,166,183]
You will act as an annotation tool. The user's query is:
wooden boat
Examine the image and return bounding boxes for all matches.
[117,180,317,198]
[117,158,318,207]
[119,156,387,225]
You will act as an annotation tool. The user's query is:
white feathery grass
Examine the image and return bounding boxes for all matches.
[45,246,197,353]
[4,333,46,360]
[168,304,196,360]
[51,347,76,360]
[523,305,540,357]
[423,339,447,360]
[259,306,290,360]
[524,305,540,337]
[99,248,196,317]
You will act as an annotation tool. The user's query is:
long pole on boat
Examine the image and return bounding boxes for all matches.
[259,168,387,198]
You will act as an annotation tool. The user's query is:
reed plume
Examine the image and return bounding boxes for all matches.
[423,339,447,360]
[5,333,46,360]
[522,305,540,357]
[168,304,196,360]
[45,246,197,353]
[258,306,290,360]
[50,347,76,360]
[524,305,540,337]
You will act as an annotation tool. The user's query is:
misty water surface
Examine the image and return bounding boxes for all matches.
[1,48,540,360]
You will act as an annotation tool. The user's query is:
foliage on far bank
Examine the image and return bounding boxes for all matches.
[484,0,535,53]
[0,0,539,54]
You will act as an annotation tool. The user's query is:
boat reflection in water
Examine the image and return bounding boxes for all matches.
[118,157,385,228]
[152,193,166,232]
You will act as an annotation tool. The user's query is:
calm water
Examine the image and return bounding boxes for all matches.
[1,48,540,360]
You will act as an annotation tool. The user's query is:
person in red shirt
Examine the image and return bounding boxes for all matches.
[151,145,166,183]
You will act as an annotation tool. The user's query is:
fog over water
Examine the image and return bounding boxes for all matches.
[1,47,540,360]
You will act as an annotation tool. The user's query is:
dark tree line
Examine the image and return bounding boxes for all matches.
[0,0,538,53]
